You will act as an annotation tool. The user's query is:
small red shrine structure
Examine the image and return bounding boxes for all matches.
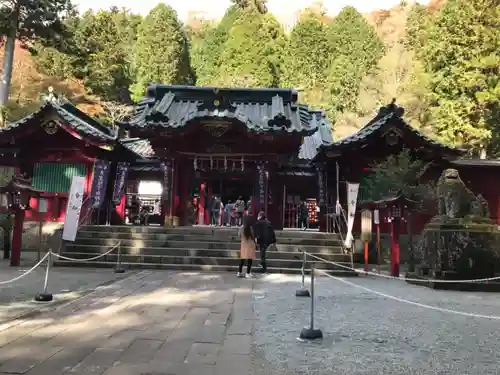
[0,176,43,266]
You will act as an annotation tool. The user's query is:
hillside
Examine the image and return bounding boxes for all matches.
[0,42,103,122]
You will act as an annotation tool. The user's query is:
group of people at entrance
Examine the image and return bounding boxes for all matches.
[237,211,276,278]
[209,196,252,227]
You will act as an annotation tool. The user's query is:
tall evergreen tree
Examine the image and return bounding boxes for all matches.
[131,4,193,100]
[189,7,240,86]
[72,9,140,102]
[0,0,73,119]
[326,6,384,116]
[281,12,331,89]
[216,6,285,88]
[420,0,500,151]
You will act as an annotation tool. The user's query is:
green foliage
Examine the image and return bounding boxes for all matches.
[326,7,384,115]
[360,150,435,204]
[230,0,268,14]
[31,7,141,102]
[74,9,140,101]
[216,10,285,88]
[0,0,74,43]
[190,7,241,86]
[419,0,500,150]
[281,13,331,89]
[131,4,193,100]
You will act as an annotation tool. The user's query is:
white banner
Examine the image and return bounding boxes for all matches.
[345,182,360,248]
[62,176,86,242]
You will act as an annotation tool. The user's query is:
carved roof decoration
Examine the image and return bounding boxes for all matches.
[0,98,117,143]
[298,110,334,160]
[118,85,318,135]
[315,100,465,160]
[120,138,155,159]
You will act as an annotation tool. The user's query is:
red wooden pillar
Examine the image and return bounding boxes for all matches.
[198,182,206,225]
[10,209,25,267]
[206,182,212,224]
[390,218,401,277]
[178,159,189,226]
[172,159,179,223]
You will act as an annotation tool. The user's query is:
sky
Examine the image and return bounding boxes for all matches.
[73,0,430,22]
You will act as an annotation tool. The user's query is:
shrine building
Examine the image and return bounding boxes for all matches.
[1,85,498,236]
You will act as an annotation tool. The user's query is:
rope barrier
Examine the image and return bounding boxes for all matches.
[0,240,125,303]
[315,269,500,320]
[51,241,121,262]
[0,252,50,285]
[304,251,500,283]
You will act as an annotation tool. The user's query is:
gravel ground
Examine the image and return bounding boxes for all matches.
[252,274,500,375]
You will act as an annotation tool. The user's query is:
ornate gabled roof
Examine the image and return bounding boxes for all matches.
[316,101,465,159]
[1,98,117,143]
[298,110,334,160]
[119,85,318,135]
[120,138,155,159]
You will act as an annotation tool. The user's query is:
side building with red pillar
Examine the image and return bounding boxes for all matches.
[0,95,143,258]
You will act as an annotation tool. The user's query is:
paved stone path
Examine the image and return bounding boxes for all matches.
[2,269,500,375]
[0,260,132,324]
[0,270,260,375]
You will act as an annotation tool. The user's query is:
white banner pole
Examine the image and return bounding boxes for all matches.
[345,182,360,248]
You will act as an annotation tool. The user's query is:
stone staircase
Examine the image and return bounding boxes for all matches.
[55,225,358,276]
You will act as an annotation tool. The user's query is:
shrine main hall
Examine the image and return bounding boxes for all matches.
[0,84,497,233]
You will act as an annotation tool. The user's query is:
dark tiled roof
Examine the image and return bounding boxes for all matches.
[298,111,334,160]
[2,99,116,142]
[317,103,464,158]
[120,85,318,135]
[120,138,155,158]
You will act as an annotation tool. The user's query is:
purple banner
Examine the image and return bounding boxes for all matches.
[90,160,111,208]
[317,166,325,206]
[111,162,129,204]
[256,162,266,212]
[160,160,172,206]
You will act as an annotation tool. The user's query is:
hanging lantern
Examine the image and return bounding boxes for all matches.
[241,156,244,172]
[193,156,198,171]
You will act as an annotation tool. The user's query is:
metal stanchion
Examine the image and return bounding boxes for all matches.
[295,251,310,297]
[34,252,53,302]
[114,242,125,274]
[299,263,323,340]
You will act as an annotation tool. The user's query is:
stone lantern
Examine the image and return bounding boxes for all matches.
[0,176,43,266]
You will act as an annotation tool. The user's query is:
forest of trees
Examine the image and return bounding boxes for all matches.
[0,0,499,156]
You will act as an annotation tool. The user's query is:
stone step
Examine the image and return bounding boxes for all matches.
[80,225,341,239]
[75,231,343,247]
[54,260,358,276]
[54,256,358,276]
[61,247,350,261]
[67,239,344,253]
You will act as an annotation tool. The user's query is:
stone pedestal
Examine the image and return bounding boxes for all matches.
[416,218,499,280]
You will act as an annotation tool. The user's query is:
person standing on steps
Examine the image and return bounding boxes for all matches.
[237,215,256,278]
[254,211,276,275]
[210,195,223,227]
[298,199,308,230]
[234,196,245,227]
